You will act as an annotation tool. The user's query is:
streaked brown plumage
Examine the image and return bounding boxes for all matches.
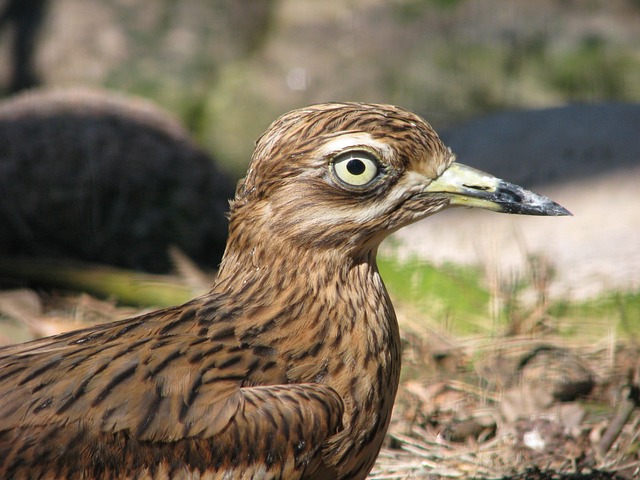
[0,103,569,479]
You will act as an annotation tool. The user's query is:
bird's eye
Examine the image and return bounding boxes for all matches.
[331,151,380,188]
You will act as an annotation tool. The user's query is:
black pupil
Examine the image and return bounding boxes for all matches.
[346,158,366,175]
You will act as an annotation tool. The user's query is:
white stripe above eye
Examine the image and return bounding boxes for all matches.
[316,132,394,161]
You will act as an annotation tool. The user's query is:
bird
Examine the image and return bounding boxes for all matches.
[0,102,570,479]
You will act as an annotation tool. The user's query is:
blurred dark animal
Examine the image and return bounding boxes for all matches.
[0,88,234,272]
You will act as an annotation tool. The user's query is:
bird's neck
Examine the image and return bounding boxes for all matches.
[213,238,401,478]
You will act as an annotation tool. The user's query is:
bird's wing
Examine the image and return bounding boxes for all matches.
[0,303,345,476]
[0,382,343,479]
[0,304,238,439]
[192,383,344,478]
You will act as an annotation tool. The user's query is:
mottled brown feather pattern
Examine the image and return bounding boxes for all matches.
[0,103,460,479]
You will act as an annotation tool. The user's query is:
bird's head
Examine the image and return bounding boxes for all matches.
[227,103,569,256]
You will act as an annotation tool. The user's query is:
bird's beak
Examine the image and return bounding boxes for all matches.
[425,163,571,216]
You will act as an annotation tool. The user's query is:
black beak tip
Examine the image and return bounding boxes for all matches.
[551,204,573,216]
[496,181,572,217]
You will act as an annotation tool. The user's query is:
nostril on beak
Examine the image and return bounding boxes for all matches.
[463,183,491,192]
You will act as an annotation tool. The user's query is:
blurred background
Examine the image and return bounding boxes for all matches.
[1,0,639,173]
[0,1,639,477]
[0,0,635,306]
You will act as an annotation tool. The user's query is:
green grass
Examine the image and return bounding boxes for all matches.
[378,253,640,339]
[550,291,640,339]
[378,254,492,335]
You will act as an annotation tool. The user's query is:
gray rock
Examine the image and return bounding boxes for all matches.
[441,103,640,186]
